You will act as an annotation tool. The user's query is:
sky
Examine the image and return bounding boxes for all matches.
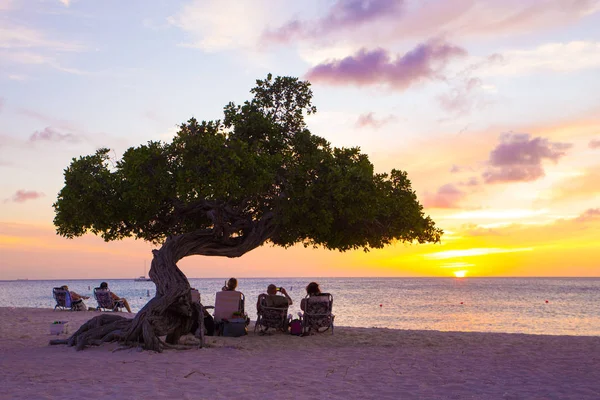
[1,0,599,280]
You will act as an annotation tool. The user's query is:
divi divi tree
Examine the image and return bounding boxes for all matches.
[53,74,442,351]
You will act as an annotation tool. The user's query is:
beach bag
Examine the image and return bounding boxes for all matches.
[222,318,247,337]
[289,319,302,336]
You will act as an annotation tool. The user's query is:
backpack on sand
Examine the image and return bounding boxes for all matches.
[289,319,302,336]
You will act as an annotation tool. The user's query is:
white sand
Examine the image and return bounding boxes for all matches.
[0,307,598,400]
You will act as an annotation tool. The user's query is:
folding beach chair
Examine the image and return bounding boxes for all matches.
[301,293,334,334]
[53,287,73,311]
[212,290,247,336]
[93,287,125,312]
[254,294,290,334]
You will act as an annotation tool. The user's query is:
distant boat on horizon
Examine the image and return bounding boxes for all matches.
[134,260,152,282]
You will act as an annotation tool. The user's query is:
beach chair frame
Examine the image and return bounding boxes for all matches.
[211,291,247,336]
[93,288,125,312]
[301,293,334,335]
[53,287,73,311]
[254,294,290,334]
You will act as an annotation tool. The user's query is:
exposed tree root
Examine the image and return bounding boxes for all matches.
[49,298,203,352]
[49,234,227,352]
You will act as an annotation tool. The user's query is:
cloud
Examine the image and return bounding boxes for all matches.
[1,50,87,74]
[355,112,397,129]
[576,208,600,222]
[18,108,81,132]
[5,190,44,203]
[589,139,600,149]
[546,166,600,202]
[263,0,404,44]
[305,40,467,90]
[168,0,275,52]
[423,184,466,209]
[8,74,28,81]
[0,19,85,74]
[487,41,600,75]
[437,77,487,116]
[483,133,572,184]
[425,247,533,260]
[459,177,480,187]
[435,53,504,118]
[28,126,80,143]
[264,0,600,49]
[59,0,71,6]
[0,24,83,52]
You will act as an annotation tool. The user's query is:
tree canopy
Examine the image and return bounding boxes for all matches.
[53,74,442,256]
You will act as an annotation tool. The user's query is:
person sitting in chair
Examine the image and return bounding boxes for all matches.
[257,284,293,312]
[300,281,322,311]
[99,282,132,313]
[221,277,238,291]
[61,285,89,311]
[300,281,334,335]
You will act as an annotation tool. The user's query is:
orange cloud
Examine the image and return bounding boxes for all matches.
[545,165,600,202]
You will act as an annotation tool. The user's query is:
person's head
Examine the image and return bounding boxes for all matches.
[267,284,278,295]
[226,278,238,291]
[61,285,68,290]
[306,282,321,296]
[100,282,108,289]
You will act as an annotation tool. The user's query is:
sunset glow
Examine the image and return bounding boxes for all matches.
[1,1,599,279]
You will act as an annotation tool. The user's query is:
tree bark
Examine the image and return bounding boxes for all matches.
[57,212,276,352]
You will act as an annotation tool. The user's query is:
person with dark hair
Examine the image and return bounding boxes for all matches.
[301,281,322,311]
[300,281,334,335]
[99,282,132,313]
[221,277,238,291]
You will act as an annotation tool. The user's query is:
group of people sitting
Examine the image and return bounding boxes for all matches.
[58,278,327,336]
[255,281,323,313]
[217,277,323,313]
[198,278,328,336]
[58,282,132,313]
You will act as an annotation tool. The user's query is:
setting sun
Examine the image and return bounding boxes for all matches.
[454,270,468,278]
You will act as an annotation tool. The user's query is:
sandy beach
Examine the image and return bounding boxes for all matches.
[0,307,598,400]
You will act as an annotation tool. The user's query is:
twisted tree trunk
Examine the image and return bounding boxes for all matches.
[54,213,276,352]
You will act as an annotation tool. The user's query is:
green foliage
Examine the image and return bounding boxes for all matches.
[53,74,442,250]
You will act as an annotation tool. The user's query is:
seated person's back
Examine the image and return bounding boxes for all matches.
[258,284,293,311]
[264,294,290,308]
[301,281,329,312]
[214,290,244,321]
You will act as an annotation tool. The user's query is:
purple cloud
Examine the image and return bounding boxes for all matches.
[460,177,480,187]
[575,208,600,223]
[483,133,572,184]
[423,184,465,209]
[29,126,80,143]
[305,41,467,90]
[263,0,404,43]
[589,139,600,149]
[5,190,45,203]
[355,112,397,129]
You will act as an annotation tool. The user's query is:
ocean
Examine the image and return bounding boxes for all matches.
[1,277,598,336]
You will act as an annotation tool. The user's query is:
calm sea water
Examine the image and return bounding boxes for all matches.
[0,277,598,336]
